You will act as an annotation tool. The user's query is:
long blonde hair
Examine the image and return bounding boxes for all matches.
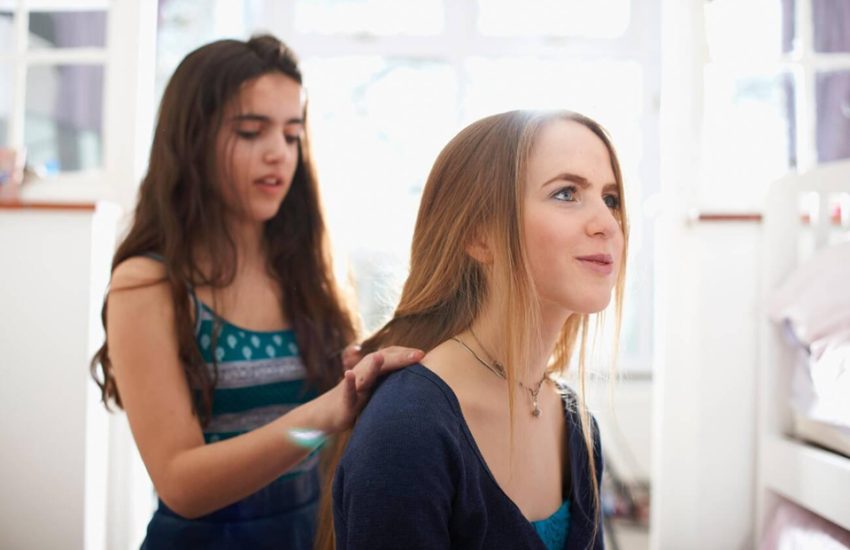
[316,110,628,548]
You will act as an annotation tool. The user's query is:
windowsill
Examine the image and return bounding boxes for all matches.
[0,199,96,211]
[1,169,114,209]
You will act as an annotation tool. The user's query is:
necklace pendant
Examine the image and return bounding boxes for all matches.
[532,403,541,417]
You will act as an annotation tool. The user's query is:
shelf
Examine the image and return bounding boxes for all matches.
[762,435,850,531]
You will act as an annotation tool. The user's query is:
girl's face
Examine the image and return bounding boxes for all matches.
[216,72,305,225]
[522,118,624,320]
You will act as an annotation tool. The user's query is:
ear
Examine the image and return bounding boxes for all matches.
[465,234,493,265]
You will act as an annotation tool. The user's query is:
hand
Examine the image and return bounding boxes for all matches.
[341,343,363,372]
[317,346,424,434]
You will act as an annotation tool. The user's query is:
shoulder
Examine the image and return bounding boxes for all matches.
[107,256,175,332]
[111,256,168,292]
[355,365,462,437]
[334,367,459,547]
[367,365,459,416]
[335,366,461,524]
[343,365,463,462]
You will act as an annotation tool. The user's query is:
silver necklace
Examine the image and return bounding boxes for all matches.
[451,331,547,418]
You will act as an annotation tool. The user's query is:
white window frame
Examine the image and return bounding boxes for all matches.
[787,0,850,172]
[0,0,157,210]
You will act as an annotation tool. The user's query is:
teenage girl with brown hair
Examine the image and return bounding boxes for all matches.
[90,34,421,549]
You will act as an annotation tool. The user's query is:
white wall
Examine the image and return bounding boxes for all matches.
[651,1,765,547]
[0,204,119,550]
[652,221,761,550]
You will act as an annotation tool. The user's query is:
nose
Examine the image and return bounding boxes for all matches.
[586,197,621,239]
[263,132,293,164]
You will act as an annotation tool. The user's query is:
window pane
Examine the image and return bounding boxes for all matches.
[0,10,12,53]
[0,63,9,146]
[477,0,629,38]
[28,10,107,49]
[25,64,103,173]
[812,0,850,53]
[815,70,850,162]
[294,0,444,36]
[463,57,642,147]
[705,0,784,63]
[702,69,795,210]
[782,0,795,53]
[156,0,248,104]
[302,56,457,329]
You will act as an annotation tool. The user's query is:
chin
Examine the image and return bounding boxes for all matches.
[251,206,284,223]
[568,294,615,315]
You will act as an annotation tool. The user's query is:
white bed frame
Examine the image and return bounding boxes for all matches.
[756,159,850,539]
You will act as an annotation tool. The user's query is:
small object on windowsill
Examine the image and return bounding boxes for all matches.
[0,147,26,203]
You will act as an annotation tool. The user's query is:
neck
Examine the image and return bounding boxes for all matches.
[468,299,571,386]
[230,219,267,270]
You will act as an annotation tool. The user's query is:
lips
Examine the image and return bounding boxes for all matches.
[576,254,613,265]
[255,175,283,187]
[576,254,614,275]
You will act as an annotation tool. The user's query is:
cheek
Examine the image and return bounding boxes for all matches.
[612,226,626,262]
[287,148,300,177]
[524,215,574,276]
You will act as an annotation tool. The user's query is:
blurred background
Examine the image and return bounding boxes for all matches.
[1,0,848,549]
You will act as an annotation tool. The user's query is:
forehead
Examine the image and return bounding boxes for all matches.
[527,118,614,184]
[226,72,305,119]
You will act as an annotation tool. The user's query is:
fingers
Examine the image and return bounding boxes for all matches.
[342,369,357,410]
[353,352,384,393]
[341,344,362,371]
[374,346,424,374]
[345,346,423,394]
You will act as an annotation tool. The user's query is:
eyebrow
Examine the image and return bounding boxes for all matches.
[230,113,304,125]
[542,172,618,193]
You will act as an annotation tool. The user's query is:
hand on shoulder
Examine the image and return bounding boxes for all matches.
[307,346,424,434]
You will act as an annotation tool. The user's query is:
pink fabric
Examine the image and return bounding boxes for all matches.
[768,242,850,428]
[760,498,850,550]
[768,241,850,348]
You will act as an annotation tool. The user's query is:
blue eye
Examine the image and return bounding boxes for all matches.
[553,186,577,201]
[604,194,621,209]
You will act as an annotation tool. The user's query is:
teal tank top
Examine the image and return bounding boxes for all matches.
[531,500,571,550]
[142,256,323,548]
[192,295,321,473]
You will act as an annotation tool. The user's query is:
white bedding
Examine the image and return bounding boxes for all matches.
[768,242,850,436]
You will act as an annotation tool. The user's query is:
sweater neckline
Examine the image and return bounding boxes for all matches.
[405,364,574,526]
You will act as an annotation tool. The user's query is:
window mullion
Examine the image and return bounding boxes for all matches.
[794,0,817,171]
[24,48,107,64]
[10,0,27,149]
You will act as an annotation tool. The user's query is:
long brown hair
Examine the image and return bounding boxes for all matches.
[316,110,628,548]
[90,34,358,425]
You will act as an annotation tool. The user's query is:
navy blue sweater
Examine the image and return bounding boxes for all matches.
[333,364,604,549]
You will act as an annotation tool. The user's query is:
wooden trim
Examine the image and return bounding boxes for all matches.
[0,200,96,211]
[695,211,847,225]
[697,212,763,223]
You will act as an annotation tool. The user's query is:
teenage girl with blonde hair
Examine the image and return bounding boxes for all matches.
[323,109,628,549]
[90,34,421,549]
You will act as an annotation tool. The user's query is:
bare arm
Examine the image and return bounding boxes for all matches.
[107,257,421,519]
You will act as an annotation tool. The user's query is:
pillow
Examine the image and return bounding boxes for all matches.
[767,241,850,349]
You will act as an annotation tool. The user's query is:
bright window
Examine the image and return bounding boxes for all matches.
[477,0,630,38]
[1,3,107,178]
[154,0,660,372]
